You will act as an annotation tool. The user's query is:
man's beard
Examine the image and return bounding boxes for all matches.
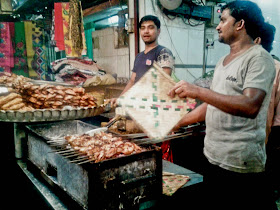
[144,38,157,45]
[218,35,235,45]
[217,31,225,43]
[218,36,225,43]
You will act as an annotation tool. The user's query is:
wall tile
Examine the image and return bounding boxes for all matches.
[116,55,130,77]
[170,27,189,64]
[117,47,129,56]
[93,48,99,59]
[92,30,99,38]
[207,41,229,65]
[187,30,204,65]
[95,56,118,74]
[158,26,172,51]
[174,68,202,83]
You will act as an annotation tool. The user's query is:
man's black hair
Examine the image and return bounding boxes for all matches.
[139,15,161,29]
[221,1,265,40]
[258,22,276,53]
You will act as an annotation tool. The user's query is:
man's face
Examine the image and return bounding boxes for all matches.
[140,20,160,45]
[216,9,237,44]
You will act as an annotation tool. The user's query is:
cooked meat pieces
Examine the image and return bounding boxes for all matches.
[64,132,145,162]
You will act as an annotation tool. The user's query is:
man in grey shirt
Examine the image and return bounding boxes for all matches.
[168,1,276,209]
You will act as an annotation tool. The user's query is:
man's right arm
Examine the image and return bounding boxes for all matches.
[110,72,136,106]
[119,72,136,95]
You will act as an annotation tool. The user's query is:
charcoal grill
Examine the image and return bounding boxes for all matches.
[25,120,162,209]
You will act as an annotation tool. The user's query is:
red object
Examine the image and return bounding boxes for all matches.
[161,141,173,162]
[54,3,65,51]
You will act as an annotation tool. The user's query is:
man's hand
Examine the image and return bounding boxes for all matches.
[171,122,181,132]
[168,80,199,99]
[110,98,118,107]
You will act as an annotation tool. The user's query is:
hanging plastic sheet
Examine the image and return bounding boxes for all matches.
[0,22,14,73]
[54,3,65,51]
[24,21,47,80]
[12,22,29,77]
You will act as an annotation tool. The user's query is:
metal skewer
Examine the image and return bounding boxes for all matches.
[48,148,70,153]
[48,143,67,147]
[112,133,147,139]
[69,156,88,163]
[77,158,95,165]
[60,152,77,157]
[131,131,193,145]
[47,139,66,143]
[55,149,75,154]
[63,153,80,158]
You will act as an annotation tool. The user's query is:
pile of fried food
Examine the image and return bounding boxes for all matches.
[0,72,30,87]
[17,83,96,109]
[0,73,97,110]
[65,132,146,163]
[0,92,28,111]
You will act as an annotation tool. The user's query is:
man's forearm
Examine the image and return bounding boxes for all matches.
[177,103,207,128]
[120,80,134,96]
[196,87,265,118]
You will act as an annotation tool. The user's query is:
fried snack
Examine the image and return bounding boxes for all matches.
[14,81,97,109]
[0,93,20,107]
[0,73,30,88]
[20,106,34,111]
[1,97,23,110]
[8,102,25,110]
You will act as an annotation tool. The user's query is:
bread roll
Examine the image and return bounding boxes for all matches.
[0,93,20,107]
[8,103,25,110]
[1,97,23,109]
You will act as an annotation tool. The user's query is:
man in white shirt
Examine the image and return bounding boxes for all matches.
[169,1,277,209]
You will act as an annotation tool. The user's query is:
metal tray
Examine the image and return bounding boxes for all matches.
[30,80,76,87]
[0,105,108,122]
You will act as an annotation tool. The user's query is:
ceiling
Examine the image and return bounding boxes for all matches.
[13,0,110,13]
[1,0,128,25]
[0,0,118,21]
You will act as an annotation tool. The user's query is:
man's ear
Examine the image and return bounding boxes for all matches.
[254,37,261,45]
[236,19,245,31]
[157,28,161,36]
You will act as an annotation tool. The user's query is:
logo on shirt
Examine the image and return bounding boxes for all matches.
[146,59,152,66]
[226,75,237,83]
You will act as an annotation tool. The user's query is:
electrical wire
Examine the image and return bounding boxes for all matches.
[151,0,206,79]
[161,16,197,79]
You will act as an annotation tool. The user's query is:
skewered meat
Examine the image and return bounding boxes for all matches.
[65,132,146,163]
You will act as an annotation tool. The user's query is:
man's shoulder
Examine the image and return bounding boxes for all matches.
[156,45,174,58]
[250,45,273,60]
[239,45,274,69]
[157,45,172,53]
